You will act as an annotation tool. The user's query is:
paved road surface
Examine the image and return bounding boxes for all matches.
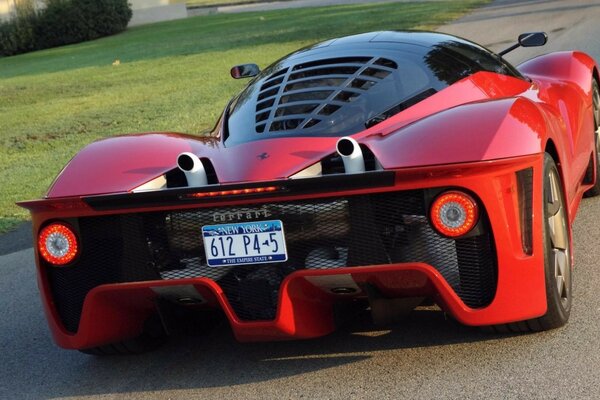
[443,0,600,65]
[188,0,433,16]
[2,1,600,399]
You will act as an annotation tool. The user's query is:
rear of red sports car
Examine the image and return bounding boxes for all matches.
[18,31,599,353]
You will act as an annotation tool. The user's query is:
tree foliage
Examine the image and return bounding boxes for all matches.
[0,0,132,57]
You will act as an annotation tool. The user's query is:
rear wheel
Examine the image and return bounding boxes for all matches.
[584,78,600,197]
[487,154,572,333]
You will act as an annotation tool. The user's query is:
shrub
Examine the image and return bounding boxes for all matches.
[0,0,132,57]
[37,0,132,48]
[0,1,39,56]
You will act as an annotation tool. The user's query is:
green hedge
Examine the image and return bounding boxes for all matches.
[0,0,132,57]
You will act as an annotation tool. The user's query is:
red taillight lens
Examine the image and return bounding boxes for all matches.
[185,186,280,199]
[430,191,479,237]
[38,223,79,266]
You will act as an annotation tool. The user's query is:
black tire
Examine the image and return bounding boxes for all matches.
[584,78,600,197]
[487,154,572,333]
[79,315,167,356]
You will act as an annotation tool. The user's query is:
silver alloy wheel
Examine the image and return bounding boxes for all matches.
[545,167,571,307]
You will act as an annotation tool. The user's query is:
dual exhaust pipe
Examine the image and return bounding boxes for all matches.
[336,137,365,174]
[177,136,367,187]
[177,152,208,187]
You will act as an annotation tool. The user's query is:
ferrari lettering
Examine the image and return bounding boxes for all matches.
[212,208,271,222]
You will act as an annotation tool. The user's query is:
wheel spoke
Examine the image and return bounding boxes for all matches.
[556,275,565,298]
[546,172,561,216]
[554,249,568,299]
[546,171,567,250]
[547,213,568,250]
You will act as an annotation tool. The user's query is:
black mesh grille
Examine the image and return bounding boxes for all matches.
[46,190,497,332]
[46,216,160,332]
[255,57,397,134]
[517,168,534,255]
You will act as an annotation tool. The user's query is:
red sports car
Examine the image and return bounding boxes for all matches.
[19,31,600,355]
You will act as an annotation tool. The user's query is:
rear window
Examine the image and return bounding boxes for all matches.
[225,40,520,145]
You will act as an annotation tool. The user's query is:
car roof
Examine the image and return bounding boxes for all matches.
[283,31,480,62]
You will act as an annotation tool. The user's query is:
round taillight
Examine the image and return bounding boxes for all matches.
[430,191,479,238]
[38,223,79,266]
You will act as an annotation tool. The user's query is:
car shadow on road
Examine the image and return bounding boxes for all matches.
[19,307,528,398]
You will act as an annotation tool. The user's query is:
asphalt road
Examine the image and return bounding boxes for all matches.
[188,0,434,16]
[3,1,600,399]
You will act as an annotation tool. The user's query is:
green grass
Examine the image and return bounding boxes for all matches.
[0,0,489,234]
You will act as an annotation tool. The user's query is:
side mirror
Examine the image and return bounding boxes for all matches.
[518,32,548,47]
[230,64,260,79]
[498,31,548,56]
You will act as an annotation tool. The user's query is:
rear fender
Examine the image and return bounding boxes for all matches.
[519,51,598,218]
[365,97,546,169]
[518,51,598,94]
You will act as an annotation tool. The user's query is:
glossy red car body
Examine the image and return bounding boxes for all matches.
[19,31,599,351]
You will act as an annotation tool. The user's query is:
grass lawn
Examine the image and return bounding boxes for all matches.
[0,0,489,233]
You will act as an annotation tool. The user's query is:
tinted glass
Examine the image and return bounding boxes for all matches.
[225,40,520,145]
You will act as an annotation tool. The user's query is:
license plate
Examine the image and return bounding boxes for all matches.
[202,220,288,267]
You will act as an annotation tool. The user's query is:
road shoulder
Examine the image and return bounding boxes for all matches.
[0,222,33,256]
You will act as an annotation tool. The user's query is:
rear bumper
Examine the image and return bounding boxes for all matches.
[27,154,548,349]
[50,258,545,349]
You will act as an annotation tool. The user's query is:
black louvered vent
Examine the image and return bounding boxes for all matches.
[255,57,398,133]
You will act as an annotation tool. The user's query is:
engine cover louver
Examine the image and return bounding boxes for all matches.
[254,57,398,134]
